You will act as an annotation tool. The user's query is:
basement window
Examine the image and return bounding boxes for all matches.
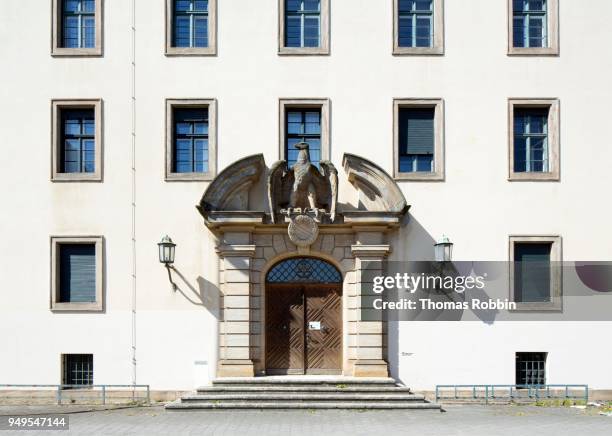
[62,354,94,387]
[516,352,546,386]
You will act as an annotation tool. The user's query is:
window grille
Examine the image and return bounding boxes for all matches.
[516,352,547,386]
[285,0,321,48]
[61,109,95,174]
[398,0,433,48]
[267,258,341,283]
[62,0,96,48]
[513,0,547,48]
[286,109,321,168]
[63,354,94,386]
[174,108,209,173]
[174,0,209,48]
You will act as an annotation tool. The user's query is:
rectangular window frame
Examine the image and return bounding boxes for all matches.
[508,0,558,56]
[508,98,559,181]
[279,0,329,55]
[51,236,104,312]
[52,99,103,182]
[279,98,330,163]
[509,235,562,311]
[393,98,444,181]
[393,0,444,55]
[52,0,103,56]
[166,99,217,181]
[166,0,217,56]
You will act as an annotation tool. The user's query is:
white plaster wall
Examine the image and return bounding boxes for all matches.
[1,0,611,390]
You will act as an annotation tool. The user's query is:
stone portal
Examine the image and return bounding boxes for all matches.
[197,151,409,377]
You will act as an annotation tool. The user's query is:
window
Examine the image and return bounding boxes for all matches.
[286,109,321,167]
[509,236,562,310]
[394,0,444,55]
[166,0,217,55]
[52,100,102,182]
[267,258,342,284]
[51,237,103,311]
[166,99,217,180]
[62,354,93,387]
[398,0,432,48]
[286,0,320,48]
[516,352,547,386]
[63,0,96,48]
[514,108,548,173]
[279,99,329,165]
[52,0,102,56]
[508,99,559,181]
[393,99,444,180]
[508,0,558,55]
[61,109,95,174]
[279,0,329,55]
[513,0,546,48]
[174,108,209,173]
[514,242,551,302]
[398,108,434,173]
[174,0,208,47]
[60,244,96,303]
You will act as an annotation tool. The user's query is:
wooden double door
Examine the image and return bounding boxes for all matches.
[265,283,342,375]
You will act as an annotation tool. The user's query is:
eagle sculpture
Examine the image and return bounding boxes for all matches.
[267,143,338,223]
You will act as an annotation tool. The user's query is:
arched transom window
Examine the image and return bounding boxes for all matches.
[266,257,341,284]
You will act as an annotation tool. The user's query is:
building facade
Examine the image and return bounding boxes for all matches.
[1,0,612,394]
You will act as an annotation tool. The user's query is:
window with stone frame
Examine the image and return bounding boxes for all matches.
[52,0,102,56]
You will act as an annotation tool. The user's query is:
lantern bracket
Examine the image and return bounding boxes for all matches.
[166,264,178,292]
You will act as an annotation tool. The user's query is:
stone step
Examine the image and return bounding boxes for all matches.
[168,377,439,411]
[166,400,441,410]
[197,386,414,394]
[180,393,426,402]
[211,377,398,388]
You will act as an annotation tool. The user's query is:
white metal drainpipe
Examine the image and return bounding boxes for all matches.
[130,0,138,388]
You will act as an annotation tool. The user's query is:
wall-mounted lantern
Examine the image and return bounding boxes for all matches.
[158,235,177,291]
[434,235,453,263]
[158,235,176,265]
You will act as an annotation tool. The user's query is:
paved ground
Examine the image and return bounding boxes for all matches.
[1,404,611,435]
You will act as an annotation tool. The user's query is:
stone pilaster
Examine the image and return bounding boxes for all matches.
[216,231,256,377]
[350,229,391,377]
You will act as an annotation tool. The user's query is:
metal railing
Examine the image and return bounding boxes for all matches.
[435,384,588,405]
[0,384,150,406]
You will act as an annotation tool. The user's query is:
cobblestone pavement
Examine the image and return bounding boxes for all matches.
[1,404,611,435]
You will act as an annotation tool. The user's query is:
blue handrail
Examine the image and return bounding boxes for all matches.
[0,384,151,405]
[435,384,588,405]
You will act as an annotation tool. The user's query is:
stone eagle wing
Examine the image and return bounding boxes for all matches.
[318,161,338,222]
[267,160,293,223]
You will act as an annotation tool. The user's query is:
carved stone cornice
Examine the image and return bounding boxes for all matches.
[204,211,266,229]
[350,244,392,258]
[215,244,257,258]
[342,211,406,227]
